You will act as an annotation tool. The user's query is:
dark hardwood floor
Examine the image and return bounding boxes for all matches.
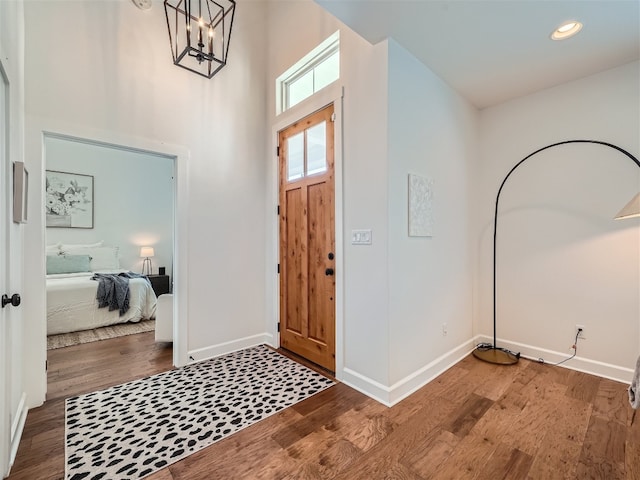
[8,332,638,479]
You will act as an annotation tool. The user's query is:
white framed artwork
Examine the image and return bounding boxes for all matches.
[408,173,433,237]
[45,170,94,228]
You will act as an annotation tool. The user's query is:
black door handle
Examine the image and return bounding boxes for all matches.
[325,268,334,276]
[1,293,21,308]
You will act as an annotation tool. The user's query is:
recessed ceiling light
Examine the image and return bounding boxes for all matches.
[551,21,583,40]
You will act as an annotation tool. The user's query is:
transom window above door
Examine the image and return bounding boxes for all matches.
[276,31,340,114]
[286,120,327,181]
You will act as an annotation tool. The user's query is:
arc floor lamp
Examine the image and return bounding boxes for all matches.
[473,140,640,365]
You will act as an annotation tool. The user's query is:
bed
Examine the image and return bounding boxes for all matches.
[46,243,157,335]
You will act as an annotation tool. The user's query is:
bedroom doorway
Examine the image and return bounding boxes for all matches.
[44,135,177,363]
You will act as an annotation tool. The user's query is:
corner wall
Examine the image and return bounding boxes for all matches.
[266,0,391,389]
[387,39,478,399]
[268,1,480,405]
[476,61,640,381]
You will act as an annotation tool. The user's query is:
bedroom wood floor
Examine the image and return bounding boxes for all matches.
[8,332,638,480]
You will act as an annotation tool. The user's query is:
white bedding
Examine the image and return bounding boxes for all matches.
[46,271,157,335]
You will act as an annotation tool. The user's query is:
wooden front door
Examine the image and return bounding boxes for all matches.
[279,104,335,371]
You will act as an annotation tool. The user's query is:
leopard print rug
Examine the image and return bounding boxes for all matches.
[65,345,334,479]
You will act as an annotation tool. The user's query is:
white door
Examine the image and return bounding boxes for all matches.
[0,61,26,479]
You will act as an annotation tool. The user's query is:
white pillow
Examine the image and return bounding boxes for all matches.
[63,245,120,271]
[46,243,61,256]
[60,241,103,250]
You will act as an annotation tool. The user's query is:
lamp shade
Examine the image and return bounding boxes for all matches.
[140,247,155,258]
[615,192,640,220]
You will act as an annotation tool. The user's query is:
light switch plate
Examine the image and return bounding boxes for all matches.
[352,229,372,245]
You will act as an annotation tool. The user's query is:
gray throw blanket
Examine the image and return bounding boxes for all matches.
[91,272,149,316]
[630,354,640,410]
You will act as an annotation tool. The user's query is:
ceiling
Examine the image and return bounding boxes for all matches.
[315,0,640,109]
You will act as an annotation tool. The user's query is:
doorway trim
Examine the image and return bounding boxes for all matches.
[29,124,190,406]
[0,53,24,479]
[270,84,344,380]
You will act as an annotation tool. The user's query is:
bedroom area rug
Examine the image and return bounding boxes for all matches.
[65,344,335,480]
[48,319,156,350]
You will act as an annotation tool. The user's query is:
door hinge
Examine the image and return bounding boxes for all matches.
[277,263,280,274]
[331,112,336,122]
[277,205,280,215]
[276,145,280,156]
[277,322,280,333]
[45,360,48,372]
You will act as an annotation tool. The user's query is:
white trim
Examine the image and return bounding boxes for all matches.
[270,84,344,380]
[30,124,191,406]
[474,334,634,384]
[0,59,9,478]
[187,333,272,363]
[172,146,189,368]
[342,338,477,407]
[332,91,345,380]
[8,393,27,473]
[341,368,392,406]
[276,31,340,115]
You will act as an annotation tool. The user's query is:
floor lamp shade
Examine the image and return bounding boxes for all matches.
[473,140,640,366]
[615,192,640,220]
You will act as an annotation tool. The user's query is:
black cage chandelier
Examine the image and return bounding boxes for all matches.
[164,0,236,79]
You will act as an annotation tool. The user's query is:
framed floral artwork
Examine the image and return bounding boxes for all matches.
[45,170,94,228]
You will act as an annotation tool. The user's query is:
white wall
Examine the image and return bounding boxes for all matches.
[476,61,640,381]
[266,0,391,390]
[44,136,174,278]
[20,0,636,415]
[387,39,478,388]
[23,0,268,406]
[267,1,480,404]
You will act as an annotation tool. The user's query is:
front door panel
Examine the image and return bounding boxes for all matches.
[279,104,335,371]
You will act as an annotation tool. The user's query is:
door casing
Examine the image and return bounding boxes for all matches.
[23,126,192,409]
[0,56,28,479]
[278,104,336,371]
[270,85,344,379]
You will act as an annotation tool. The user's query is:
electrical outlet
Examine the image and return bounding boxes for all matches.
[575,324,586,340]
[442,323,448,336]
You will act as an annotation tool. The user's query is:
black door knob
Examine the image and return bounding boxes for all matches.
[325,268,334,276]
[1,293,21,308]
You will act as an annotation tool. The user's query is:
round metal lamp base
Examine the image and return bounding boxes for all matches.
[472,347,519,365]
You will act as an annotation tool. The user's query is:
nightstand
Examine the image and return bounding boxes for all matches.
[146,274,171,296]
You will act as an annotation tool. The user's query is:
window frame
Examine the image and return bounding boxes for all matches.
[276,31,340,115]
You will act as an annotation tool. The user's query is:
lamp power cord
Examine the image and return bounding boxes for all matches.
[537,328,582,366]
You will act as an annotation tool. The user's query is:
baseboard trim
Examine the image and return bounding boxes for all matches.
[341,368,392,406]
[9,393,28,473]
[342,338,477,407]
[474,335,634,384]
[187,333,271,363]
